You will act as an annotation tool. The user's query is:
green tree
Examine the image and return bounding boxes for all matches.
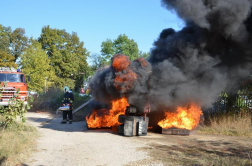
[101,39,114,60]
[0,25,16,67]
[10,28,28,60]
[0,50,17,67]
[90,53,108,70]
[38,26,89,89]
[0,24,28,63]
[101,34,139,62]
[0,25,11,52]
[139,51,150,58]
[20,39,55,93]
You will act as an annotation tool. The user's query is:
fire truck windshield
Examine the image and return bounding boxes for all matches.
[0,73,25,83]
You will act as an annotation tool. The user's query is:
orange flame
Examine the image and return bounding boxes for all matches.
[114,71,137,91]
[86,97,129,128]
[158,103,203,130]
[112,54,131,71]
[112,54,138,92]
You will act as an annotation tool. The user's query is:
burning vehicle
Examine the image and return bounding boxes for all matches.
[86,0,252,136]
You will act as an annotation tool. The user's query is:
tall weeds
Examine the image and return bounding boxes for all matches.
[199,109,252,137]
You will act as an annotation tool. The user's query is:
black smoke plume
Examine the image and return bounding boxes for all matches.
[90,0,252,112]
[90,55,151,110]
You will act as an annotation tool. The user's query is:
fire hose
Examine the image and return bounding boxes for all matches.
[41,98,94,124]
[41,107,61,124]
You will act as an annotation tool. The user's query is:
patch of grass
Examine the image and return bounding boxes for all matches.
[0,116,39,166]
[199,111,252,137]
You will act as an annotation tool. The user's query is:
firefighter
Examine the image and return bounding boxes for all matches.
[61,86,74,124]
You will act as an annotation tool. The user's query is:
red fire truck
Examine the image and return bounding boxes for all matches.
[0,67,29,106]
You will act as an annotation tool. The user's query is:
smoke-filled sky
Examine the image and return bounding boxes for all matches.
[90,0,252,111]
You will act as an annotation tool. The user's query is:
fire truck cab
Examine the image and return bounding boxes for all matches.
[0,67,29,106]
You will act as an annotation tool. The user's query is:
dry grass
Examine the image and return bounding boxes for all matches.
[199,111,252,138]
[0,116,39,166]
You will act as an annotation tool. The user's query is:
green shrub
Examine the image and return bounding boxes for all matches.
[0,87,33,126]
[30,87,92,113]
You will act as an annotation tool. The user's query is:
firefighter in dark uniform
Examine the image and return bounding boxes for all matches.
[61,86,74,124]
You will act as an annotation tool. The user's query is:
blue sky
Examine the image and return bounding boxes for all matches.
[0,0,183,60]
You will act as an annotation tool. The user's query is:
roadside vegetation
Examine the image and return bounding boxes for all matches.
[0,87,38,166]
[30,88,92,114]
[198,81,252,138]
[0,116,38,166]
[199,109,252,138]
[29,88,64,113]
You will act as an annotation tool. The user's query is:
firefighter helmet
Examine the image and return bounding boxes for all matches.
[63,86,70,93]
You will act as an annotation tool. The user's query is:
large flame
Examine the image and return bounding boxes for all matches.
[86,97,129,128]
[158,103,203,130]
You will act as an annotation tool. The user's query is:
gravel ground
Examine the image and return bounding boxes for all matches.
[23,112,252,166]
[23,112,157,166]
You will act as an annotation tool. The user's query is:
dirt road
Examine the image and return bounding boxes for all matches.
[24,112,252,166]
